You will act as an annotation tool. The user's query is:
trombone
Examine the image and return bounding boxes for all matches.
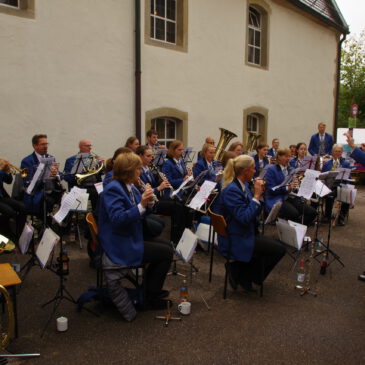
[0,159,28,178]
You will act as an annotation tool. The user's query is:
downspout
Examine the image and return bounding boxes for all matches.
[334,33,347,141]
[135,0,142,141]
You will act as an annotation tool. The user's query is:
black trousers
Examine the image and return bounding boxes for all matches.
[142,239,173,296]
[279,196,317,226]
[230,236,286,286]
[0,197,27,239]
[324,196,349,219]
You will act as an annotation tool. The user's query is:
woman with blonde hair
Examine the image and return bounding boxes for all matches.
[193,143,219,184]
[216,155,285,292]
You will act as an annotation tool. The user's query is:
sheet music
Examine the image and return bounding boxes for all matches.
[94,182,103,195]
[0,234,9,245]
[276,219,307,250]
[54,186,86,223]
[188,181,217,210]
[265,200,282,224]
[71,193,89,211]
[335,168,351,181]
[337,186,357,205]
[153,149,167,166]
[175,228,198,263]
[26,162,45,194]
[314,180,332,197]
[195,223,218,245]
[18,223,34,254]
[171,175,193,197]
[70,153,90,174]
[297,169,320,200]
[36,228,60,269]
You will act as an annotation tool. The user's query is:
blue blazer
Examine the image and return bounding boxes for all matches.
[103,171,113,187]
[216,179,261,262]
[268,148,277,157]
[308,133,334,156]
[253,155,269,178]
[264,164,291,211]
[98,180,145,267]
[351,147,365,167]
[140,168,160,196]
[0,171,12,198]
[321,158,351,172]
[63,155,77,189]
[161,157,187,189]
[192,159,217,184]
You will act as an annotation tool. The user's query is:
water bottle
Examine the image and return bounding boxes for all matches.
[320,252,328,275]
[296,259,306,289]
[57,249,70,275]
[179,279,189,302]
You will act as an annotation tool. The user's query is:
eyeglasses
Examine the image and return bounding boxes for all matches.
[38,143,49,146]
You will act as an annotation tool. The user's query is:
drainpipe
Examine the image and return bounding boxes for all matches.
[333,33,347,141]
[135,0,142,141]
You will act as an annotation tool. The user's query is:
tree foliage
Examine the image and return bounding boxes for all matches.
[338,31,365,128]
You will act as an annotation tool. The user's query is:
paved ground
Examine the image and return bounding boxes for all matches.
[1,188,365,365]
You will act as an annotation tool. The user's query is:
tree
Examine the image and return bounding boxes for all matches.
[338,30,365,128]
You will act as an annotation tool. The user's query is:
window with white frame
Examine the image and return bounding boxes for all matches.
[247,113,260,134]
[248,6,262,65]
[152,117,177,147]
[150,0,177,44]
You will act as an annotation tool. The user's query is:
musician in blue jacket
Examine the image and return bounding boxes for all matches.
[20,134,62,216]
[253,143,270,178]
[321,144,351,226]
[98,152,173,320]
[268,138,280,159]
[265,148,317,226]
[216,155,285,292]
[290,142,307,169]
[193,143,219,184]
[308,122,334,156]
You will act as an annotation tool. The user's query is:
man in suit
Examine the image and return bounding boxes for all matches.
[308,122,334,156]
[20,134,62,217]
[268,138,279,159]
[63,139,104,209]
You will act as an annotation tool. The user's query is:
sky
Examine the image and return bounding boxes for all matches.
[334,0,365,36]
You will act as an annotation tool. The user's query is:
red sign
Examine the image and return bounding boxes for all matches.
[351,104,359,118]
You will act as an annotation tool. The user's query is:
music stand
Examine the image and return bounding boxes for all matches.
[152,149,167,170]
[182,147,195,165]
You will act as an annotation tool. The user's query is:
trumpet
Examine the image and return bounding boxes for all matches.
[0,159,28,178]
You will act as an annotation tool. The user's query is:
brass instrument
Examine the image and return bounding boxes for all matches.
[246,131,261,152]
[0,159,28,178]
[0,284,15,350]
[75,154,104,186]
[214,128,238,161]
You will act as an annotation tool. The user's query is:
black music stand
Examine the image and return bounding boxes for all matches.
[152,149,167,170]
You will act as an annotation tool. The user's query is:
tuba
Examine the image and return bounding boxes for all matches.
[245,131,261,152]
[214,128,238,161]
[0,285,14,350]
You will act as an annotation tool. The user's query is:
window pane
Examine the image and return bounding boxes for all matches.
[156,0,165,17]
[150,16,155,38]
[249,7,261,28]
[153,118,165,138]
[248,28,254,46]
[166,120,176,139]
[255,30,261,47]
[0,0,18,5]
[166,0,176,20]
[150,0,154,14]
[248,46,254,64]
[155,18,165,40]
[166,21,176,43]
[254,48,260,65]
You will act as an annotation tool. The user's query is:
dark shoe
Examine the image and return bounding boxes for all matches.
[156,290,170,299]
[241,282,257,293]
[225,262,238,291]
[358,274,365,282]
[146,298,173,311]
[337,216,345,226]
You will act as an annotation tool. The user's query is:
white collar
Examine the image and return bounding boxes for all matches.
[35,151,44,161]
[237,179,246,192]
[126,183,133,192]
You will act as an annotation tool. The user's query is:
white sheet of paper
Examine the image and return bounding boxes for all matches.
[288,220,307,250]
[171,175,193,197]
[297,169,320,200]
[276,219,307,250]
[188,180,217,210]
[36,228,60,269]
[94,182,103,195]
[195,223,218,245]
[26,162,45,194]
[337,186,357,205]
[175,228,198,263]
[71,193,89,211]
[18,223,34,254]
[314,180,332,197]
[0,234,9,244]
[54,186,86,223]
[335,168,351,181]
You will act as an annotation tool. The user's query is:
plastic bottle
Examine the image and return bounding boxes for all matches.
[320,252,328,275]
[296,258,306,288]
[57,249,70,275]
[179,279,189,302]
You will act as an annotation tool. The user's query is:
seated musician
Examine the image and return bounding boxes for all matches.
[268,138,280,159]
[321,144,351,226]
[265,148,317,226]
[216,155,285,292]
[136,145,190,244]
[124,136,140,152]
[103,147,133,187]
[20,134,63,217]
[145,129,166,150]
[161,140,191,192]
[98,152,173,320]
[197,136,215,160]
[193,143,219,184]
[253,143,269,178]
[228,141,244,157]
[289,142,307,168]
[63,139,104,210]
[289,144,297,158]
[0,159,27,240]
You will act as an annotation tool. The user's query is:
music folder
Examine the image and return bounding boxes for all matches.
[276,218,307,250]
[175,228,198,263]
[36,228,60,269]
